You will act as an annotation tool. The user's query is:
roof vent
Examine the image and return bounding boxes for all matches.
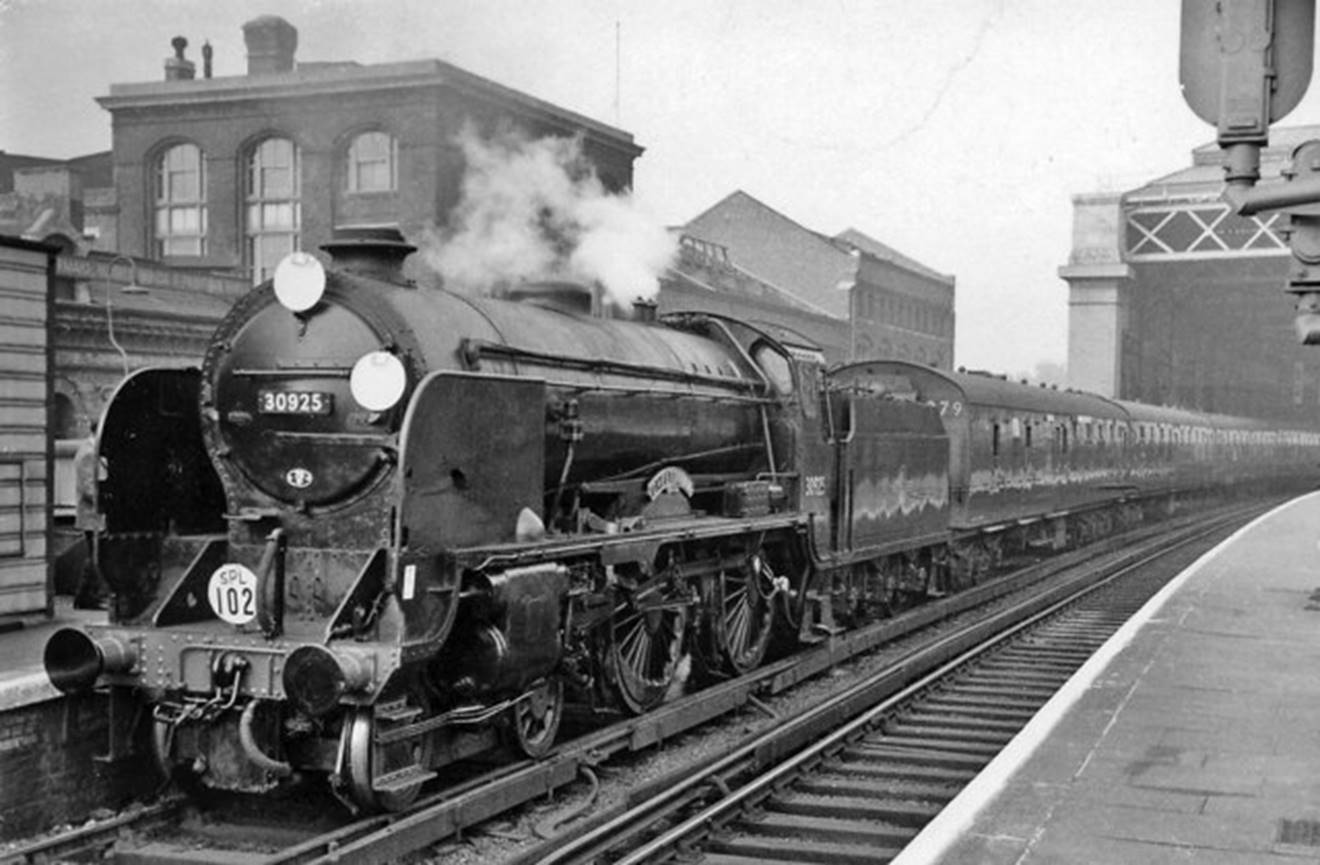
[319,227,416,284]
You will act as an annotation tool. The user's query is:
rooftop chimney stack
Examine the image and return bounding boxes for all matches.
[243,15,298,75]
[165,36,196,81]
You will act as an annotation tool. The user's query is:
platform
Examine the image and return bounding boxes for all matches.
[895,491,1320,865]
[0,597,105,711]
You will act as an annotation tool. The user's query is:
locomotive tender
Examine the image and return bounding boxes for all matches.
[44,228,1320,811]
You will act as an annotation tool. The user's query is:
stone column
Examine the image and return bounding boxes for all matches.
[1059,192,1132,398]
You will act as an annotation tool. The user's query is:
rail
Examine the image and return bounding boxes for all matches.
[542,506,1256,864]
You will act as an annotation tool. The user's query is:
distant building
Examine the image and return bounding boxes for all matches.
[661,235,848,361]
[98,15,642,284]
[0,150,114,254]
[681,191,955,368]
[1062,125,1320,421]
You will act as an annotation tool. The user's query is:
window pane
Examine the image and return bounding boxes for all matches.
[246,137,300,276]
[348,131,396,192]
[276,203,294,227]
[262,166,290,198]
[172,208,197,233]
[156,144,207,256]
[357,132,388,160]
[171,169,198,201]
[359,162,388,191]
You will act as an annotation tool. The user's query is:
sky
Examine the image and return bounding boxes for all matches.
[2,0,1318,376]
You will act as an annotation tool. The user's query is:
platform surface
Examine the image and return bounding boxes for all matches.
[896,492,1320,864]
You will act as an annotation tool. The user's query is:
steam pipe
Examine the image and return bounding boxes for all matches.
[238,700,293,777]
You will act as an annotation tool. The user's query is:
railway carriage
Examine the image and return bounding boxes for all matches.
[833,361,1139,572]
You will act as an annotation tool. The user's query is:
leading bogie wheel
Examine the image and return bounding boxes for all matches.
[505,677,564,758]
[342,700,433,813]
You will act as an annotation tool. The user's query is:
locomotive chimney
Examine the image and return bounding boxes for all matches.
[243,15,298,75]
[632,297,658,323]
[320,226,417,284]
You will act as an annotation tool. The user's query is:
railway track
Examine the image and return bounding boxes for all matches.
[0,503,1261,865]
[529,503,1254,865]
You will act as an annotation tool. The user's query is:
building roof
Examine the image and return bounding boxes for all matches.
[666,233,839,318]
[0,150,113,195]
[0,152,63,193]
[833,227,953,285]
[98,57,641,158]
[1126,123,1320,203]
[684,190,857,319]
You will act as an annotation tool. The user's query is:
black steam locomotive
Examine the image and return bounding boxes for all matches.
[44,228,1320,811]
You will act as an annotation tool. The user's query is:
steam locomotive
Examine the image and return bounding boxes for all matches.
[44,228,1320,812]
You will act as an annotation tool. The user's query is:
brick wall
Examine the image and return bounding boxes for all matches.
[0,692,160,841]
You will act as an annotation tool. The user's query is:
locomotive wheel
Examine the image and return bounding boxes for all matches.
[344,708,377,810]
[342,701,434,812]
[505,677,564,759]
[608,591,688,714]
[713,554,776,675]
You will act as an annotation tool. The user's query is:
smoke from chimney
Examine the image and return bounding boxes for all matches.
[421,126,674,309]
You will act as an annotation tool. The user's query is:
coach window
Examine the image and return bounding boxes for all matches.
[246,137,301,285]
[154,142,207,257]
[345,130,398,193]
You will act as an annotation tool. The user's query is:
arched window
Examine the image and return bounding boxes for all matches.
[154,143,207,257]
[345,130,398,193]
[246,137,301,284]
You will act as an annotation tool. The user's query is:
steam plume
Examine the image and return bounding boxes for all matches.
[423,126,674,307]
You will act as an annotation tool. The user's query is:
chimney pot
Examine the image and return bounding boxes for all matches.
[243,15,298,75]
[165,35,196,81]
